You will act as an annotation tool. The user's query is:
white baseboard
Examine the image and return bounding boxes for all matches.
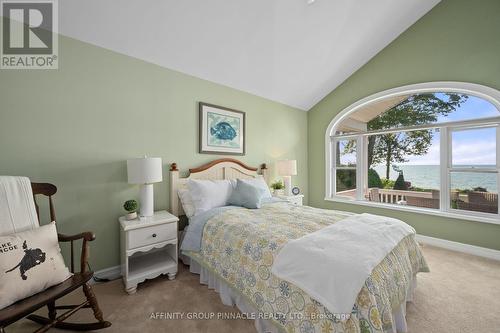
[416,234,500,261]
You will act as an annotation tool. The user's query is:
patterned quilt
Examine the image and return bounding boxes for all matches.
[185,202,429,333]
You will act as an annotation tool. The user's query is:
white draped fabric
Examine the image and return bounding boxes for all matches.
[0,176,39,236]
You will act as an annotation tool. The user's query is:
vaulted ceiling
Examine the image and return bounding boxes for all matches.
[59,0,440,110]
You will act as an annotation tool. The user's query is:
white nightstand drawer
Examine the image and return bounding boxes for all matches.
[274,194,304,206]
[127,222,177,249]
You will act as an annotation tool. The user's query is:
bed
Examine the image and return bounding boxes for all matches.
[170,159,429,333]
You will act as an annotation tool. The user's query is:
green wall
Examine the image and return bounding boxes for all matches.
[1,0,499,272]
[307,0,500,250]
[0,35,308,271]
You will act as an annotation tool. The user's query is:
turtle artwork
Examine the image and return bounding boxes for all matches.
[5,240,46,280]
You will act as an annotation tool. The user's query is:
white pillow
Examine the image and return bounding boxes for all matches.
[238,178,272,198]
[178,189,195,218]
[187,179,233,215]
[0,222,72,309]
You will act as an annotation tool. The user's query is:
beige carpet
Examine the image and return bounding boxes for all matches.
[8,245,500,333]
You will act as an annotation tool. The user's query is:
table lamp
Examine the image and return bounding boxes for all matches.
[276,160,297,196]
[127,157,163,217]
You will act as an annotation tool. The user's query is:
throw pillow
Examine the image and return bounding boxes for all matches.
[0,222,72,309]
[178,189,196,218]
[228,179,267,209]
[187,179,233,215]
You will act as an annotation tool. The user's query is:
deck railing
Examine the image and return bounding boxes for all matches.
[456,191,498,214]
[368,188,439,204]
[337,188,497,214]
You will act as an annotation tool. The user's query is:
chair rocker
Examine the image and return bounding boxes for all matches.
[0,182,111,333]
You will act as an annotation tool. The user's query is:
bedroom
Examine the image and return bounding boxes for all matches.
[0,0,499,332]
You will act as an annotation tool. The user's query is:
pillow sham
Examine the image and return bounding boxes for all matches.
[187,179,233,215]
[0,222,72,310]
[237,177,272,198]
[178,188,195,218]
[228,179,267,209]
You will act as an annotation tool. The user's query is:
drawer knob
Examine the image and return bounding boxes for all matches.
[152,233,157,238]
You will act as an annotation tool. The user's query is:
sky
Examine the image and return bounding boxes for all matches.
[338,94,498,166]
[405,95,497,165]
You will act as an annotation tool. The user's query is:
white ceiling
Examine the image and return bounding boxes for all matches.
[59,0,440,110]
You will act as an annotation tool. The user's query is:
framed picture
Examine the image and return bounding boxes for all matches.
[199,102,245,155]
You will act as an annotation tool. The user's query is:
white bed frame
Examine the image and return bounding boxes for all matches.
[169,158,269,217]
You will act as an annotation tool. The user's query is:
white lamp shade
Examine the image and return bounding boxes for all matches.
[127,157,163,184]
[276,160,297,176]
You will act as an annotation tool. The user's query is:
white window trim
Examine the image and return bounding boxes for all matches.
[325,82,500,225]
[324,195,500,225]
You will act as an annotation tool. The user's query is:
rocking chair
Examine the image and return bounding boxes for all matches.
[0,182,111,332]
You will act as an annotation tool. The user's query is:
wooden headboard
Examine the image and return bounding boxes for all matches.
[169,158,269,217]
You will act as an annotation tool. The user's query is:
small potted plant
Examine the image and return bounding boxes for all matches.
[270,180,285,196]
[123,200,138,220]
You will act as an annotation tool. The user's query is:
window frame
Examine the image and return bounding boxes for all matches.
[325,82,500,225]
[446,124,499,218]
[333,136,364,199]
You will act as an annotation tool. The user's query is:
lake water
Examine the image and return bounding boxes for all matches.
[372,165,498,192]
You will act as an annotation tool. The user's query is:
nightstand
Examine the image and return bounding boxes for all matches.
[119,210,179,294]
[275,194,304,206]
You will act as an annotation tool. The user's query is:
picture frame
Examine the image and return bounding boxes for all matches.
[199,102,246,155]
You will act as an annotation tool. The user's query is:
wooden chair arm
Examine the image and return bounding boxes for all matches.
[57,232,96,273]
[58,232,96,242]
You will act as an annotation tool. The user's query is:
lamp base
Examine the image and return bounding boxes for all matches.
[139,184,154,217]
[282,176,292,196]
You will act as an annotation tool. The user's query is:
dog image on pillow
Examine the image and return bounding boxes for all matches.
[5,240,46,280]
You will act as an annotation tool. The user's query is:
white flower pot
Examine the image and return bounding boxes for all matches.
[273,189,285,196]
[126,212,138,220]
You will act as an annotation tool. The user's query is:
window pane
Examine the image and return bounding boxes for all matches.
[335,139,357,199]
[336,169,356,199]
[367,129,440,209]
[336,139,356,167]
[433,94,499,123]
[452,127,496,168]
[450,172,498,214]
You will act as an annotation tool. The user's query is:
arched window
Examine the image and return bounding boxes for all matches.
[325,82,500,223]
